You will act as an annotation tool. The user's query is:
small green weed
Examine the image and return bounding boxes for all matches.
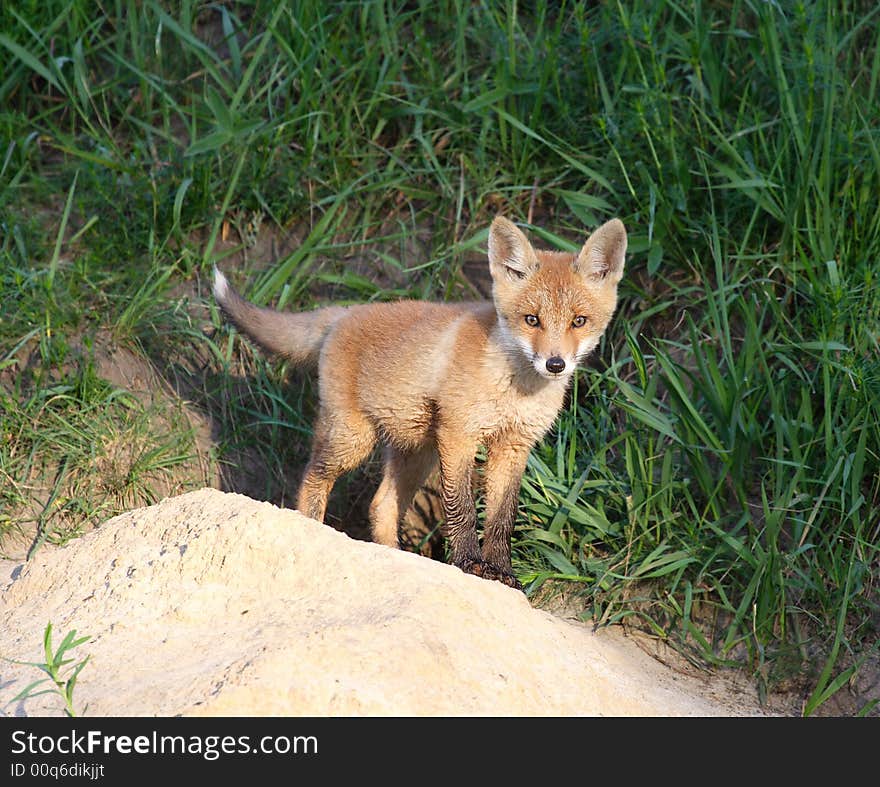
[4,622,91,717]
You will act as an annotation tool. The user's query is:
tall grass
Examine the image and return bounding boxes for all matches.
[1,0,877,713]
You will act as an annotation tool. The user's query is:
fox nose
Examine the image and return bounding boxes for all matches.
[545,356,566,374]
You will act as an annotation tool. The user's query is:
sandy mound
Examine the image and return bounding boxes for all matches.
[0,489,772,716]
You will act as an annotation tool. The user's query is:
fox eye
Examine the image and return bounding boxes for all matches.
[524,314,540,328]
[571,315,587,328]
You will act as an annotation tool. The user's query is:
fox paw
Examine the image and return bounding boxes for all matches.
[456,558,524,592]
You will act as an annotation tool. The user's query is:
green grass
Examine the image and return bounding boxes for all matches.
[1,0,878,715]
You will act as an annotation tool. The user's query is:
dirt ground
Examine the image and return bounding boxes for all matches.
[0,492,796,718]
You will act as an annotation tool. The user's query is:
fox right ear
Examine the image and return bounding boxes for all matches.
[488,216,538,280]
[575,218,627,285]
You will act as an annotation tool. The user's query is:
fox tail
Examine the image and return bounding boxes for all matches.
[213,267,347,366]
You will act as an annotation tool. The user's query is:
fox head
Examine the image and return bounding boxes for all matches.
[488,215,626,381]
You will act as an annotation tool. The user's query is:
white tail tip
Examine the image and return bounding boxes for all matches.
[213,266,229,302]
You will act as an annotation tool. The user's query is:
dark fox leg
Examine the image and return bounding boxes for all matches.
[436,434,481,572]
[479,438,532,591]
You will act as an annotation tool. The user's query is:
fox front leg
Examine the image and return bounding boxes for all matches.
[437,431,526,591]
[437,432,507,583]
[479,438,532,591]
[437,443,480,568]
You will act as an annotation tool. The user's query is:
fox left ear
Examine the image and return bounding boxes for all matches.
[488,216,539,280]
[575,218,627,284]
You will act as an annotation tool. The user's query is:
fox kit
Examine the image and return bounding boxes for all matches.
[214,216,626,589]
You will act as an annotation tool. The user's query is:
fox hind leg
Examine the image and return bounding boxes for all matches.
[369,444,438,548]
[297,414,376,523]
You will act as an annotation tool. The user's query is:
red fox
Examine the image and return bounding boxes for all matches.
[214,216,626,589]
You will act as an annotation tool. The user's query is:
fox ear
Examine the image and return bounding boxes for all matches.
[488,216,538,280]
[575,218,627,284]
